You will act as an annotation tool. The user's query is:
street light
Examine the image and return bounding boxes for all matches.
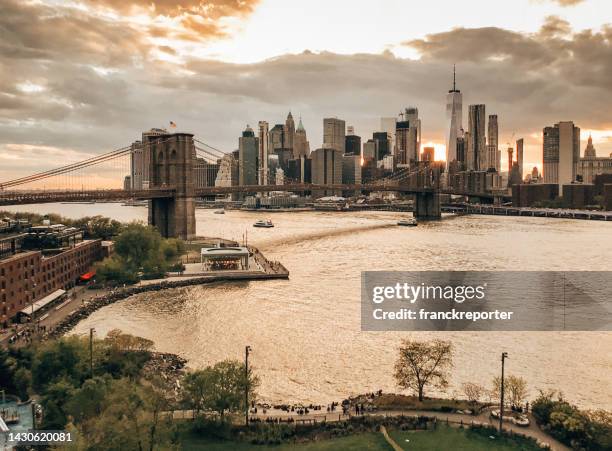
[245,345,251,427]
[499,352,508,434]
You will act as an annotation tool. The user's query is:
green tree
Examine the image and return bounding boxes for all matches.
[32,336,88,391]
[74,378,175,451]
[86,216,123,239]
[96,256,138,285]
[393,339,453,402]
[182,360,260,420]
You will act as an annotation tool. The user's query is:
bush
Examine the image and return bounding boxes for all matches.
[532,391,611,451]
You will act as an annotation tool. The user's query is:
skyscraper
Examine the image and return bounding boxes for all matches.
[404,107,421,164]
[239,125,259,186]
[373,132,390,159]
[487,114,499,171]
[311,147,343,197]
[516,138,524,180]
[269,124,285,152]
[345,132,361,155]
[293,117,310,158]
[395,120,410,166]
[467,104,486,171]
[445,66,463,170]
[258,121,269,185]
[284,112,295,152]
[323,118,346,152]
[543,121,580,191]
[380,117,396,157]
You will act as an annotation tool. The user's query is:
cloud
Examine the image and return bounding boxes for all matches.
[553,0,585,6]
[0,10,611,182]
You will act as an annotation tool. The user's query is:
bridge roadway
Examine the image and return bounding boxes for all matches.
[0,184,501,207]
[0,183,436,206]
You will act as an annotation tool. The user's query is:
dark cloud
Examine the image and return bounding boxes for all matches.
[405,18,612,90]
[0,0,148,65]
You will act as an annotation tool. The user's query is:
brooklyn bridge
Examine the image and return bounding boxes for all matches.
[0,132,497,239]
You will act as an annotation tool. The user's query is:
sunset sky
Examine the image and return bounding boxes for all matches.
[1,0,611,181]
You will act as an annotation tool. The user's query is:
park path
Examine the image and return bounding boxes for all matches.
[170,408,569,451]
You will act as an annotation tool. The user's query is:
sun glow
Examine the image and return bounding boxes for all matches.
[422,142,447,161]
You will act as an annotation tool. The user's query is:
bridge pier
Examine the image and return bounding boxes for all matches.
[414,192,441,220]
[147,133,196,239]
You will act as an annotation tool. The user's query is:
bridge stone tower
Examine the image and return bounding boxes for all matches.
[405,166,442,220]
[147,133,196,239]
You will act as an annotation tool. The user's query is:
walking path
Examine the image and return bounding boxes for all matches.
[170,408,569,451]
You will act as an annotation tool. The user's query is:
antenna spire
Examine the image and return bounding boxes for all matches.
[453,64,456,91]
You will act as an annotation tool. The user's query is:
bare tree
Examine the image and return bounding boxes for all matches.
[491,375,528,408]
[462,382,485,404]
[394,339,453,402]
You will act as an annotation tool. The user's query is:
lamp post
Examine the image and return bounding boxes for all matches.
[499,352,508,434]
[245,345,251,427]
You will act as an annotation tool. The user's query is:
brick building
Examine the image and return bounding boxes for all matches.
[0,240,102,325]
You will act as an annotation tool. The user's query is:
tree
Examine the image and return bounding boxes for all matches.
[491,375,528,408]
[96,256,138,285]
[98,223,185,283]
[461,382,485,404]
[114,223,162,270]
[182,360,260,420]
[393,339,453,402]
[70,378,175,451]
[32,336,89,391]
[86,216,123,239]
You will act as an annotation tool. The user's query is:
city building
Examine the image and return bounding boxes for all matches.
[445,66,463,170]
[342,154,361,197]
[516,138,524,181]
[577,135,612,183]
[287,156,312,183]
[373,132,391,159]
[284,112,295,153]
[487,114,499,171]
[403,107,421,164]
[345,127,361,155]
[363,139,377,163]
[323,118,346,153]
[269,124,285,152]
[512,183,559,207]
[1,237,102,325]
[543,121,580,192]
[194,158,219,188]
[215,153,239,200]
[380,117,397,158]
[395,120,410,166]
[467,105,486,171]
[239,125,259,186]
[311,148,343,197]
[258,121,269,185]
[130,127,168,190]
[293,117,310,158]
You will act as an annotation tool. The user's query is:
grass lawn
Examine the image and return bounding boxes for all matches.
[389,425,540,451]
[180,431,392,450]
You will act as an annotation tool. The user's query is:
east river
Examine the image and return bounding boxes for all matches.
[6,203,612,410]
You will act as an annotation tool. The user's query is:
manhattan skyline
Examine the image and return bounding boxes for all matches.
[1,0,611,181]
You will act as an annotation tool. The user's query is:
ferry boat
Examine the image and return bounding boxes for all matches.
[253,219,274,228]
[214,209,225,214]
[397,217,417,227]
